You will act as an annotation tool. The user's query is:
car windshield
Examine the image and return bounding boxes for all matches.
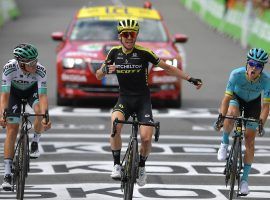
[70,19,168,42]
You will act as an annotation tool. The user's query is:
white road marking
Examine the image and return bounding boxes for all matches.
[1,161,268,177]
[1,141,266,156]
[1,184,270,200]
[49,107,217,118]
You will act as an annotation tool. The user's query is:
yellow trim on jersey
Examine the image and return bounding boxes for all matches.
[77,6,161,20]
[225,91,233,96]
[263,98,270,103]
[134,45,159,60]
[105,46,122,61]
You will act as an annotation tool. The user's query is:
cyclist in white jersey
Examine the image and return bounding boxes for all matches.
[0,43,51,191]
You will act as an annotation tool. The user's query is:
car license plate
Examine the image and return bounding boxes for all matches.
[103,75,119,86]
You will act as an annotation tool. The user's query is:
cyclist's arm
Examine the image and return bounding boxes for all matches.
[96,63,107,80]
[1,63,13,115]
[38,94,48,114]
[219,94,233,116]
[157,60,190,81]
[96,47,117,80]
[260,103,270,125]
[0,92,9,115]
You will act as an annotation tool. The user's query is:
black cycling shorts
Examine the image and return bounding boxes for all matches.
[232,94,261,119]
[7,83,39,123]
[112,95,153,123]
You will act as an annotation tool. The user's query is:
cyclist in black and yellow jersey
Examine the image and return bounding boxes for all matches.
[96,19,202,186]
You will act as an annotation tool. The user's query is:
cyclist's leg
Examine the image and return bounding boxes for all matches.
[28,84,42,158]
[110,96,130,178]
[240,96,261,194]
[2,87,21,190]
[217,99,240,161]
[223,100,240,142]
[137,95,154,158]
[136,95,153,186]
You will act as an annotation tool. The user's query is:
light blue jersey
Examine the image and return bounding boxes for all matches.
[225,67,270,103]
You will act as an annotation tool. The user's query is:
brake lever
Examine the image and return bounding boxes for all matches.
[154,122,160,142]
[44,110,49,124]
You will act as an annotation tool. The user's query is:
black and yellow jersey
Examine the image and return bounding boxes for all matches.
[105,45,160,96]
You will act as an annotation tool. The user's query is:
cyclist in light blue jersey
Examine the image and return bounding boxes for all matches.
[214,48,270,195]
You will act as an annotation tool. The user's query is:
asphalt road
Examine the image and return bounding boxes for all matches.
[0,0,270,199]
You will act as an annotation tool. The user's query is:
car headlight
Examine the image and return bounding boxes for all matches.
[62,58,86,69]
[153,59,178,71]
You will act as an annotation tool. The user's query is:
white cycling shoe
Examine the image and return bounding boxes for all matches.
[217,143,228,161]
[30,141,40,159]
[240,180,249,195]
[137,167,147,186]
[111,164,121,179]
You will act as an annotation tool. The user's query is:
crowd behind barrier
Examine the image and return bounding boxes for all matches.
[180,0,270,53]
[0,0,19,28]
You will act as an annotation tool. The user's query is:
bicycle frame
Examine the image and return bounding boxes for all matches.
[223,115,261,200]
[112,114,160,200]
[3,99,49,200]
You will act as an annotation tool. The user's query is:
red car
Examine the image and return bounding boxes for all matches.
[51,2,188,107]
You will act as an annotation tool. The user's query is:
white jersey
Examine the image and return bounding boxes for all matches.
[1,59,47,94]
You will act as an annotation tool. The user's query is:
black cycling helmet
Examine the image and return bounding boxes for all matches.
[13,43,38,62]
[117,19,140,33]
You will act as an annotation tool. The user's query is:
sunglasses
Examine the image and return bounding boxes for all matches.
[19,59,38,67]
[120,31,137,39]
[248,60,264,70]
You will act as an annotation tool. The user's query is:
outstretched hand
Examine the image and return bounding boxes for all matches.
[188,77,203,89]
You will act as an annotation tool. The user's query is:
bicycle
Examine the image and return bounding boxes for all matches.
[222,115,262,200]
[3,99,49,200]
[111,113,160,200]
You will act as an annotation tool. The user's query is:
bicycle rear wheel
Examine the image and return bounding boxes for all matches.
[229,137,240,200]
[16,132,28,200]
[123,139,138,200]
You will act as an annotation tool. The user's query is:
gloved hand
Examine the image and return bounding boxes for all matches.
[213,113,224,131]
[188,77,202,89]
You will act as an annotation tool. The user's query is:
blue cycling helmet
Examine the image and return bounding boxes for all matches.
[247,48,268,64]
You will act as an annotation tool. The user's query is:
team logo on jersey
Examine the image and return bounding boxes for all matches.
[3,64,16,76]
[36,65,46,78]
[33,92,38,98]
[12,104,18,113]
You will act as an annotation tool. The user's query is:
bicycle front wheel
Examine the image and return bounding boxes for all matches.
[16,132,28,200]
[229,137,240,200]
[123,139,138,200]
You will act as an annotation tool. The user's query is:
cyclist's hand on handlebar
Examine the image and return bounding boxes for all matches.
[41,118,51,131]
[188,77,202,89]
[0,112,7,128]
[0,117,6,128]
[213,113,224,131]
